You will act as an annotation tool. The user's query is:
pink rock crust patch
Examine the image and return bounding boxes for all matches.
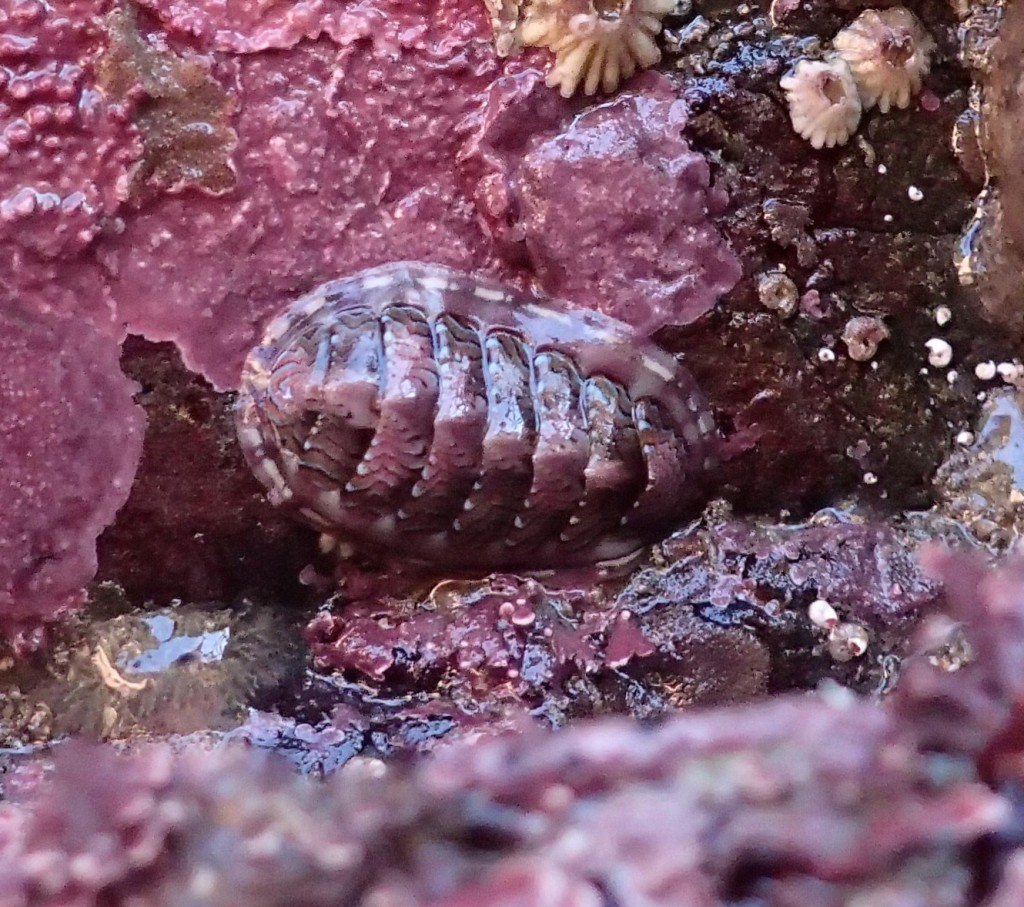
[0,308,144,644]
[463,70,741,334]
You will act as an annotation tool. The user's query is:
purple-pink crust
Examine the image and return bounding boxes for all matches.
[237,262,720,573]
[0,308,144,645]
[463,70,742,335]
[0,0,138,263]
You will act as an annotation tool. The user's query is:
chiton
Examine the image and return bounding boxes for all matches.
[235,262,720,574]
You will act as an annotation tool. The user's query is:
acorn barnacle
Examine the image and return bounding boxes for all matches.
[521,0,676,98]
[833,7,935,113]
[780,55,862,150]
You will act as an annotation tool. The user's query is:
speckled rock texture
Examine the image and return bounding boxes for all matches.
[3,548,1024,907]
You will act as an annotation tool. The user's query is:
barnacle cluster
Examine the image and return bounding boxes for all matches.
[520,0,676,98]
[781,6,935,149]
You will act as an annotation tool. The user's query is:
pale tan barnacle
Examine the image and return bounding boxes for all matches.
[833,7,935,113]
[780,55,862,150]
[482,0,524,56]
[521,0,676,98]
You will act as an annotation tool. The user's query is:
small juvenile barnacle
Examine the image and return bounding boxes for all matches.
[521,0,676,98]
[833,7,936,114]
[780,55,862,150]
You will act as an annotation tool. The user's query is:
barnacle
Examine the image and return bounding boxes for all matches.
[833,7,935,113]
[521,0,676,98]
[780,55,862,149]
[482,0,523,56]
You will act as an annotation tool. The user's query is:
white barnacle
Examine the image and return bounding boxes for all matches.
[780,55,862,149]
[827,622,870,661]
[521,0,675,98]
[833,7,935,113]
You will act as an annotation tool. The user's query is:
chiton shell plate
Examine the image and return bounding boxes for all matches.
[236,262,719,573]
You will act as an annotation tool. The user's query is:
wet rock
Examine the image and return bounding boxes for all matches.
[306,570,771,734]
[955,0,1024,335]
[299,506,940,753]
[0,590,305,746]
[661,0,983,512]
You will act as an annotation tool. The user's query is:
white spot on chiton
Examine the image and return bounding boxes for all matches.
[934,305,952,326]
[361,274,397,289]
[863,471,878,485]
[908,185,924,202]
[833,7,935,114]
[524,302,574,325]
[641,354,675,382]
[293,294,329,318]
[956,430,974,446]
[417,276,451,291]
[925,338,953,368]
[474,286,508,302]
[818,347,836,363]
[808,599,839,629]
[780,55,862,150]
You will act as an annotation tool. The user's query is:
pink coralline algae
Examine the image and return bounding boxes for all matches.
[0,0,139,264]
[99,10,739,390]
[464,71,742,335]
[7,550,1024,906]
[307,573,770,720]
[0,308,144,647]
